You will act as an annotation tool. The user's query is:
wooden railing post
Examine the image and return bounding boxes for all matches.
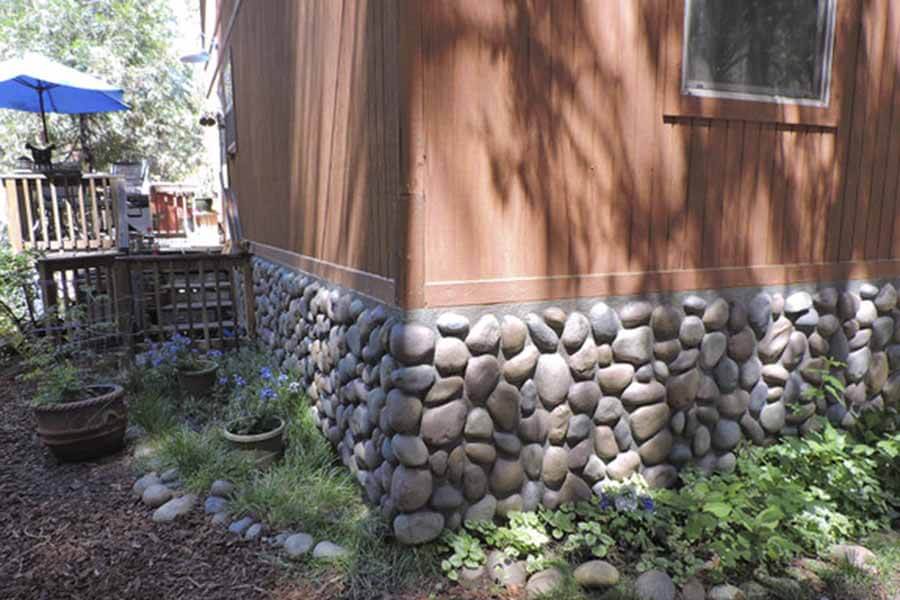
[112,258,134,355]
[241,254,256,339]
[112,177,129,251]
[3,178,24,252]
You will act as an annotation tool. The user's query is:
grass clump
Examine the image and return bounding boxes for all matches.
[153,425,255,492]
[128,388,177,436]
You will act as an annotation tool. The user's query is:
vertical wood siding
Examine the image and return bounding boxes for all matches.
[417,0,900,307]
[222,0,400,286]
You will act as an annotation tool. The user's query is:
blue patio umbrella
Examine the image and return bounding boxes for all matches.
[0,52,129,144]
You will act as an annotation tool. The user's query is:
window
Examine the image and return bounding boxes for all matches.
[682,0,836,106]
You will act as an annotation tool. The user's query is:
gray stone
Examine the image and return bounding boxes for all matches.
[434,337,470,375]
[847,347,871,382]
[284,533,314,558]
[525,568,564,599]
[488,551,527,587]
[437,312,469,338]
[593,396,625,425]
[872,316,894,350]
[568,337,600,379]
[389,323,435,365]
[313,541,349,559]
[583,455,606,482]
[464,495,497,523]
[211,512,230,527]
[817,313,841,337]
[561,312,591,351]
[635,569,676,600]
[424,376,463,406]
[670,348,700,373]
[431,484,464,510]
[680,316,706,348]
[703,298,730,331]
[749,293,773,338]
[392,435,429,467]
[714,357,740,392]
[728,328,755,362]
[606,450,641,480]
[229,516,255,535]
[681,578,707,600]
[795,307,819,332]
[866,351,889,393]
[708,584,746,600]
[574,560,620,588]
[655,339,683,363]
[543,307,567,333]
[501,315,528,357]
[784,291,812,315]
[621,380,666,407]
[712,419,742,451]
[465,407,494,439]
[612,326,653,365]
[526,313,560,353]
[781,332,808,369]
[875,284,898,312]
[465,442,497,465]
[715,452,737,473]
[503,345,539,384]
[741,357,762,389]
[761,363,790,385]
[638,429,673,465]
[567,413,594,444]
[142,484,172,508]
[245,523,265,541]
[534,353,572,407]
[614,418,633,450]
[635,363,655,383]
[487,382,520,431]
[490,458,524,495]
[420,399,466,446]
[384,389,423,434]
[465,314,501,354]
[391,365,436,395]
[463,465,487,500]
[542,446,569,487]
[518,409,550,443]
[620,301,653,327]
[758,316,793,362]
[568,381,601,414]
[760,401,786,434]
[830,543,877,569]
[465,355,501,403]
[394,511,444,545]
[857,300,878,327]
[132,472,161,498]
[643,464,678,489]
[495,494,524,518]
[631,403,670,441]
[151,494,197,523]
[716,390,750,419]
[391,466,433,511]
[700,332,727,369]
[589,302,620,343]
[693,424,711,456]
[160,468,179,483]
[597,363,635,394]
[209,479,235,498]
[521,444,544,479]
[522,481,544,512]
[814,287,839,313]
[740,413,766,445]
[651,305,683,340]
[204,495,228,514]
[683,295,708,315]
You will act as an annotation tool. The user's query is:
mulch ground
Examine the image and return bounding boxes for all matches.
[0,362,505,600]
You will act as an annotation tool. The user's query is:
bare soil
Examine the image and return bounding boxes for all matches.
[0,363,503,600]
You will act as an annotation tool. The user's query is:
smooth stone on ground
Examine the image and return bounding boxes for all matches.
[204,495,228,514]
[284,532,315,558]
[313,541,349,559]
[525,567,564,599]
[141,484,173,508]
[160,468,179,483]
[635,569,676,600]
[573,560,620,588]
[228,516,255,535]
[829,543,876,569]
[151,494,197,523]
[210,479,236,497]
[393,511,445,545]
[245,523,265,541]
[708,584,746,600]
[132,472,161,498]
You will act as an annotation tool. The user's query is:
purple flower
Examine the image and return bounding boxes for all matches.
[259,386,275,401]
[640,496,655,512]
[233,374,246,387]
[260,367,273,380]
[218,375,229,386]
[599,494,612,510]
[207,350,223,359]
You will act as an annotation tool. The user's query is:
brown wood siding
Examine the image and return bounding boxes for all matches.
[416,0,900,308]
[221,0,401,299]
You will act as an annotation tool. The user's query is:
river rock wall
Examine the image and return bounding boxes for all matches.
[252,257,900,545]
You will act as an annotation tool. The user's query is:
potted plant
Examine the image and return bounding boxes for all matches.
[168,334,218,397]
[223,367,287,468]
[28,360,128,461]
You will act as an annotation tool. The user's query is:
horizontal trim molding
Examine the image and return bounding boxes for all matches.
[424,260,900,308]
[250,241,396,305]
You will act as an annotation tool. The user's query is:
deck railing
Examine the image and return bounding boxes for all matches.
[2,172,123,252]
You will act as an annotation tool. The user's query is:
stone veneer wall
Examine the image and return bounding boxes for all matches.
[252,257,900,545]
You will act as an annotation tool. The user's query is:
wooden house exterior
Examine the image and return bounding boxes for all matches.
[209,0,900,310]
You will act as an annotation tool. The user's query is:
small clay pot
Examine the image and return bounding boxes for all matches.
[223,416,285,468]
[176,360,218,396]
[33,384,128,461]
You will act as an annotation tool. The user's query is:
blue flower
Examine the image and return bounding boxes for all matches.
[259,386,275,401]
[599,493,612,510]
[260,366,273,380]
[641,496,655,512]
[222,328,235,338]
[207,350,223,359]
[277,373,288,383]
[233,374,246,387]
[218,376,229,386]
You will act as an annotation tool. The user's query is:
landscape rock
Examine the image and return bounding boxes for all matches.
[284,533,314,558]
[635,569,676,600]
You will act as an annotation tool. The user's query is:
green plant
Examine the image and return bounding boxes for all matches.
[438,530,486,582]
[0,241,39,342]
[128,388,177,435]
[801,357,847,406]
[28,360,86,405]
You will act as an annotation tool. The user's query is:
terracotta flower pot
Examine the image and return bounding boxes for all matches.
[33,384,128,462]
[176,360,218,396]
[223,416,285,468]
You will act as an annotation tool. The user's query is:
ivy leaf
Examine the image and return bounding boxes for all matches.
[703,502,732,518]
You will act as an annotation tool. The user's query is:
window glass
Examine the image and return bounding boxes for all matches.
[683,0,835,105]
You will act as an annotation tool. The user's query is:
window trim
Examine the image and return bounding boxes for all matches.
[664,0,858,127]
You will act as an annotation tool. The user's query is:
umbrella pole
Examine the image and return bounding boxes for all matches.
[38,89,49,144]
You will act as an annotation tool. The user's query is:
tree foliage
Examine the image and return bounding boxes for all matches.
[0,0,205,180]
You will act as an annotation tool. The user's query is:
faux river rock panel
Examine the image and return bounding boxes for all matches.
[253,258,900,545]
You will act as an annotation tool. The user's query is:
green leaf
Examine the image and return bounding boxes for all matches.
[703,502,732,518]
